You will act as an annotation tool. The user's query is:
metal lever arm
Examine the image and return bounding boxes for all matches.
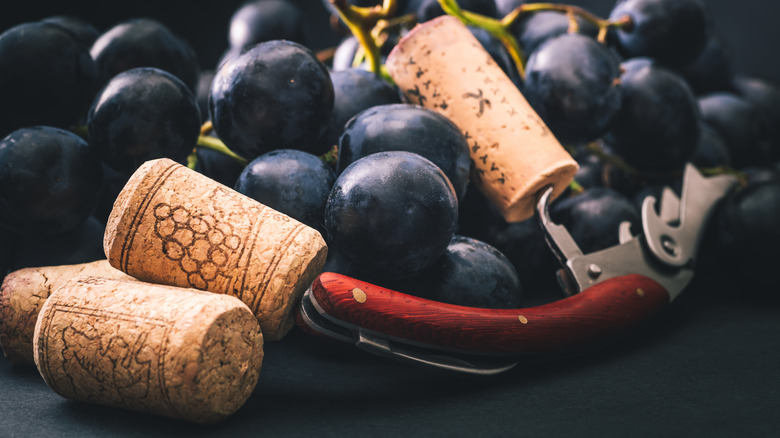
[309,272,670,356]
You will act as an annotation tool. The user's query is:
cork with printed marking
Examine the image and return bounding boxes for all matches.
[0,259,134,365]
[104,158,328,341]
[385,15,578,222]
[33,276,263,424]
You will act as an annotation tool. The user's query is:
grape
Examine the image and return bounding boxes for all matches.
[605,58,700,173]
[407,235,523,309]
[229,0,305,51]
[697,92,773,168]
[732,76,780,159]
[196,70,216,122]
[193,147,246,188]
[9,216,105,271]
[234,149,336,232]
[87,67,201,173]
[0,126,103,236]
[523,33,622,144]
[415,0,498,23]
[608,0,708,67]
[495,0,525,17]
[706,178,780,289]
[337,104,471,200]
[90,18,200,92]
[324,151,458,279]
[0,226,14,282]
[678,35,735,96]
[550,187,641,255]
[0,21,97,136]
[41,15,100,48]
[690,123,732,168]
[512,11,598,61]
[209,40,334,160]
[327,68,402,148]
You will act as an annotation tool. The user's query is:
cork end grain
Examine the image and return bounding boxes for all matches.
[32,276,264,424]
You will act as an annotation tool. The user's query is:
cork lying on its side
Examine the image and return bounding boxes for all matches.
[104,158,328,341]
[33,276,263,424]
[0,259,134,365]
[385,15,579,222]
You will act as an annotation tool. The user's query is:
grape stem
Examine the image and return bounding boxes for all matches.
[195,121,248,166]
[329,0,397,77]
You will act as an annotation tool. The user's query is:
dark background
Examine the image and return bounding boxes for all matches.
[2,1,780,437]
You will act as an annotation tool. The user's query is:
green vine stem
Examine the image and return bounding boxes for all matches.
[329,0,397,77]
[195,121,248,166]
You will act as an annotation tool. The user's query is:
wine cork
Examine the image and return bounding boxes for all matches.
[104,158,328,341]
[385,16,579,222]
[0,259,134,365]
[33,276,263,424]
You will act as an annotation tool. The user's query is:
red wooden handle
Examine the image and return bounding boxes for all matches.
[310,272,670,355]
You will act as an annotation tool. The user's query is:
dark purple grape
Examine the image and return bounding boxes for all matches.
[229,0,305,50]
[0,126,103,236]
[193,146,246,188]
[732,76,780,159]
[0,226,14,282]
[210,40,334,160]
[234,149,336,232]
[571,147,605,190]
[92,162,132,225]
[679,35,735,96]
[337,104,471,200]
[325,151,458,279]
[690,123,731,169]
[697,92,773,168]
[523,34,622,144]
[330,33,401,72]
[0,21,97,136]
[512,11,598,61]
[457,181,506,244]
[608,0,708,67]
[331,36,362,72]
[486,217,560,296]
[41,15,100,48]
[550,187,641,254]
[90,18,199,91]
[196,70,215,122]
[87,67,201,173]
[408,235,522,309]
[9,216,105,271]
[605,58,700,173]
[326,68,401,147]
[416,0,497,23]
[495,0,525,17]
[706,178,780,290]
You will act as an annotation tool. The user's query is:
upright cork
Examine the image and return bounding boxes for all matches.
[385,15,579,222]
[104,158,328,341]
[0,260,134,365]
[33,276,263,424]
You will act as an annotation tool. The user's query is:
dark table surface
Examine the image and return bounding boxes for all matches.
[2,1,780,437]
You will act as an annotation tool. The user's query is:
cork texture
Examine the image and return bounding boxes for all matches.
[104,158,328,341]
[386,15,579,222]
[0,260,134,365]
[33,276,263,424]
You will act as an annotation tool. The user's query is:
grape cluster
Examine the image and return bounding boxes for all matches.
[1,0,779,307]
